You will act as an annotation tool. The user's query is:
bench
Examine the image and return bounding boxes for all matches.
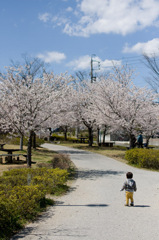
[79,137,87,143]
[0,154,22,163]
[0,144,5,150]
[73,139,79,143]
[21,154,36,164]
[102,141,115,147]
[0,154,35,164]
[22,154,29,161]
[144,146,155,149]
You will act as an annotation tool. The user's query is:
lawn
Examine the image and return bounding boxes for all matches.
[60,142,127,163]
[0,144,56,175]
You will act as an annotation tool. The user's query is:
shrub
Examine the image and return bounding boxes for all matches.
[9,185,46,219]
[31,168,68,194]
[51,134,65,141]
[36,162,52,168]
[0,175,28,187]
[0,184,52,239]
[125,148,141,165]
[125,148,159,169]
[51,153,72,169]
[0,167,68,239]
[51,133,82,142]
[2,167,69,194]
[0,197,23,239]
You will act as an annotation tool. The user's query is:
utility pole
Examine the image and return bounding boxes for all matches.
[91,54,100,83]
[91,54,101,146]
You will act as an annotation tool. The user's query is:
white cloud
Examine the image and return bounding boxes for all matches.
[102,59,121,68]
[38,0,159,37]
[67,55,121,70]
[37,51,66,63]
[38,12,51,23]
[67,55,90,70]
[123,38,159,56]
[63,0,159,36]
[52,16,68,26]
[66,7,73,12]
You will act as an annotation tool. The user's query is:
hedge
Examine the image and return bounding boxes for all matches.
[0,167,68,239]
[125,148,159,169]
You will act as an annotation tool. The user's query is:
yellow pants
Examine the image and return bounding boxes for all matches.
[126,191,134,205]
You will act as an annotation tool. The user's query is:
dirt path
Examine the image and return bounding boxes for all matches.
[12,143,159,240]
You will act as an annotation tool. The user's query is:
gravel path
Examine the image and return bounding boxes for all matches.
[12,143,159,240]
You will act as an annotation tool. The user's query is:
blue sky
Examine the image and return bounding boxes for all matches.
[1,0,159,87]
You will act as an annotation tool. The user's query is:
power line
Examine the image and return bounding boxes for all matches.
[90,53,159,75]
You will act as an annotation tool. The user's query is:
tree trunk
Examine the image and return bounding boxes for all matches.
[129,134,136,149]
[75,127,79,138]
[27,131,33,167]
[97,128,100,146]
[20,134,23,151]
[103,126,107,144]
[88,127,93,147]
[32,132,36,149]
[48,128,52,141]
[64,126,68,141]
[145,136,150,148]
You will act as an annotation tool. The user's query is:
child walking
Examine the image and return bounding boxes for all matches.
[120,172,137,206]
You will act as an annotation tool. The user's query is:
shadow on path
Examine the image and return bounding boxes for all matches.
[53,150,91,155]
[134,205,150,208]
[55,201,108,207]
[11,227,35,239]
[12,227,87,239]
[77,169,124,180]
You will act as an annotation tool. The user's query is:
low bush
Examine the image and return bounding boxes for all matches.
[0,167,68,239]
[125,148,159,169]
[51,134,80,142]
[0,197,23,240]
[0,184,47,239]
[51,134,65,141]
[31,168,69,194]
[51,153,72,169]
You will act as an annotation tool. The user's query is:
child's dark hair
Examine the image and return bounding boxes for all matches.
[126,172,133,179]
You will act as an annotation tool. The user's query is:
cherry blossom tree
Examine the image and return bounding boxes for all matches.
[143,53,159,93]
[91,66,159,148]
[69,80,99,146]
[136,102,159,147]
[9,55,47,150]
[0,66,72,166]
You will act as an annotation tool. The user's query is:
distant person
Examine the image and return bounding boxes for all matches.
[137,133,143,148]
[120,172,137,206]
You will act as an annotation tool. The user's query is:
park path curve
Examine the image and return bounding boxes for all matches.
[12,143,159,240]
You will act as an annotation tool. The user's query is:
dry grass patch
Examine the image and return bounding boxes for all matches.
[60,142,127,163]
